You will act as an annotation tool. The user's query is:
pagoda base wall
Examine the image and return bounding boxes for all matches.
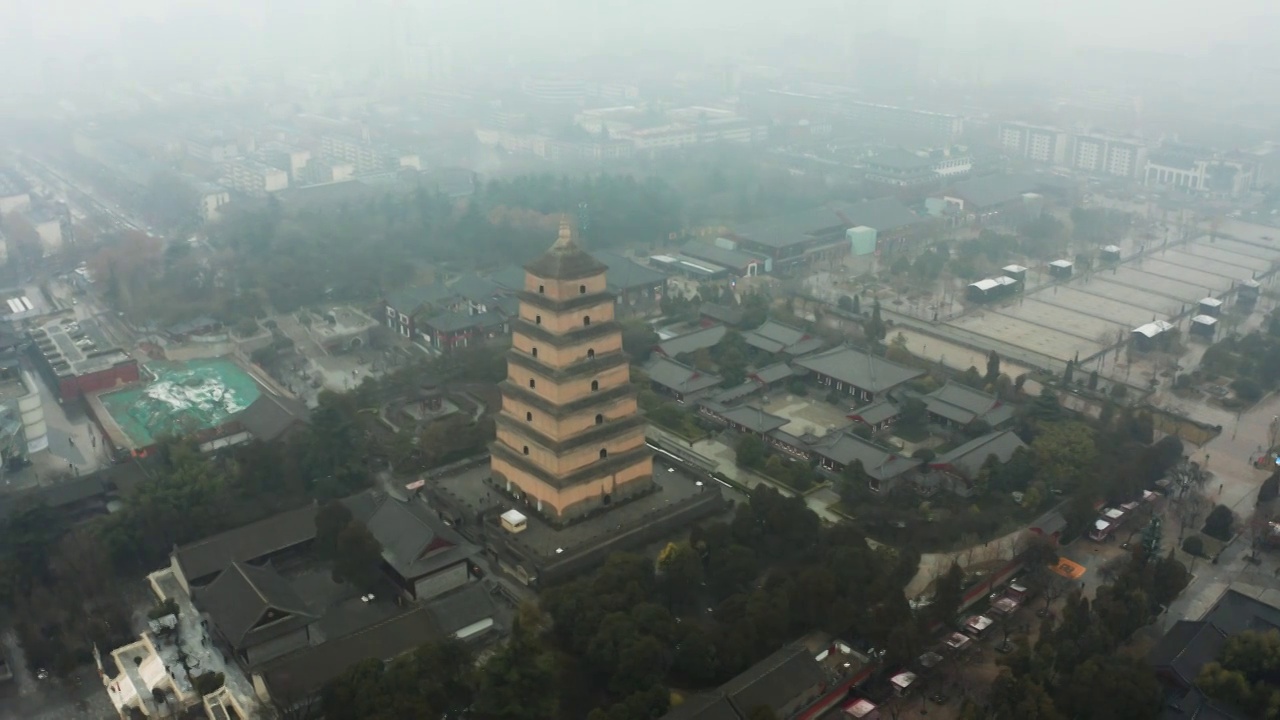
[491,453,654,521]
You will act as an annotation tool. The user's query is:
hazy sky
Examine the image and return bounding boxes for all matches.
[8,0,1280,64]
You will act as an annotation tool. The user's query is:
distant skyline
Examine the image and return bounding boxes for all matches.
[11,0,1280,60]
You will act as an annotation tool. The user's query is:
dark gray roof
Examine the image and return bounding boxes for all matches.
[656,325,727,357]
[198,562,317,650]
[423,310,488,333]
[729,205,855,249]
[699,303,745,326]
[924,382,1015,427]
[812,432,921,480]
[590,250,668,291]
[681,242,766,271]
[868,148,934,171]
[357,495,478,580]
[449,273,502,303]
[849,399,900,426]
[752,362,795,385]
[660,694,741,720]
[173,504,319,584]
[744,320,810,354]
[259,607,440,702]
[721,642,825,715]
[714,405,789,434]
[646,356,723,395]
[944,173,1042,209]
[237,393,308,441]
[1202,587,1280,635]
[840,196,924,233]
[426,584,497,636]
[795,346,924,393]
[710,381,762,406]
[930,430,1026,478]
[524,222,609,281]
[1150,621,1228,687]
[385,285,456,316]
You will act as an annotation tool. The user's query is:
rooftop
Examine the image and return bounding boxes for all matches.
[348,492,479,580]
[197,562,317,650]
[794,346,924,393]
[923,382,1014,427]
[721,641,825,715]
[747,322,825,357]
[97,358,263,449]
[30,317,129,377]
[646,356,724,395]
[848,399,899,426]
[681,242,766,272]
[173,503,320,585]
[867,148,934,171]
[384,284,458,316]
[656,324,728,358]
[944,173,1047,209]
[713,404,789,434]
[589,249,668,291]
[699,303,746,326]
[930,430,1026,478]
[811,432,921,480]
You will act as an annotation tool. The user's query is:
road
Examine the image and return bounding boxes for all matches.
[0,629,115,720]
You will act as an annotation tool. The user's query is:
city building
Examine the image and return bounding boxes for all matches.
[420,309,511,352]
[27,319,138,402]
[222,159,289,197]
[654,325,729,359]
[195,181,231,221]
[0,362,47,460]
[935,173,1054,226]
[842,101,964,144]
[743,320,826,357]
[927,430,1026,486]
[1144,145,1257,197]
[660,641,827,720]
[997,122,1070,165]
[185,133,239,163]
[382,285,461,340]
[1069,133,1146,178]
[725,199,923,271]
[489,218,654,521]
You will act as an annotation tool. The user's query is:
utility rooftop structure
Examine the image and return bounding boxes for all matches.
[491,217,653,522]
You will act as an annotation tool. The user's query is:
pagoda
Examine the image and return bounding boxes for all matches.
[489,217,653,521]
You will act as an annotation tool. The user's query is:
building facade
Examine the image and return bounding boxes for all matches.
[1069,133,1145,178]
[490,219,653,521]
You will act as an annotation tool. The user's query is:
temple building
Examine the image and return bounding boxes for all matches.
[489,218,654,521]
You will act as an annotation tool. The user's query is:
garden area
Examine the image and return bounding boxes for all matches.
[1193,313,1280,407]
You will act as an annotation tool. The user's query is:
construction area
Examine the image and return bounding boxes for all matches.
[91,357,262,451]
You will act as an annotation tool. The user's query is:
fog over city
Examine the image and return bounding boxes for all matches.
[2,0,1280,719]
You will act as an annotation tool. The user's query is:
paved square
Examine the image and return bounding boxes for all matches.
[949,310,1106,364]
[1037,286,1168,327]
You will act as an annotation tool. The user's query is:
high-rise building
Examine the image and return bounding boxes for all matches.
[490,219,653,522]
[1069,133,1146,178]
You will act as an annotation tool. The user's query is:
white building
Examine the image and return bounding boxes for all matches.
[998,122,1070,165]
[195,182,232,222]
[1069,133,1146,178]
[1145,147,1256,197]
[222,160,289,197]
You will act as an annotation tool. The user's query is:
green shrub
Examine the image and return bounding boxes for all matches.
[1181,535,1204,557]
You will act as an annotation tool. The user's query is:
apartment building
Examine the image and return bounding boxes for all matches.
[1070,133,1146,178]
[998,122,1071,165]
[222,160,289,197]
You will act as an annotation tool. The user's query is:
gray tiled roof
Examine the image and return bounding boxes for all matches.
[356,495,478,580]
[849,399,900,426]
[794,346,924,393]
[590,250,668,291]
[930,430,1026,478]
[646,356,723,395]
[943,173,1043,209]
[744,320,810,354]
[385,285,456,316]
[840,196,924,233]
[713,404,788,434]
[721,642,825,715]
[198,562,316,650]
[236,393,308,441]
[426,583,497,637]
[699,303,745,326]
[812,432,921,480]
[173,504,320,584]
[752,362,796,385]
[681,242,766,271]
[924,382,1015,427]
[656,325,727,357]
